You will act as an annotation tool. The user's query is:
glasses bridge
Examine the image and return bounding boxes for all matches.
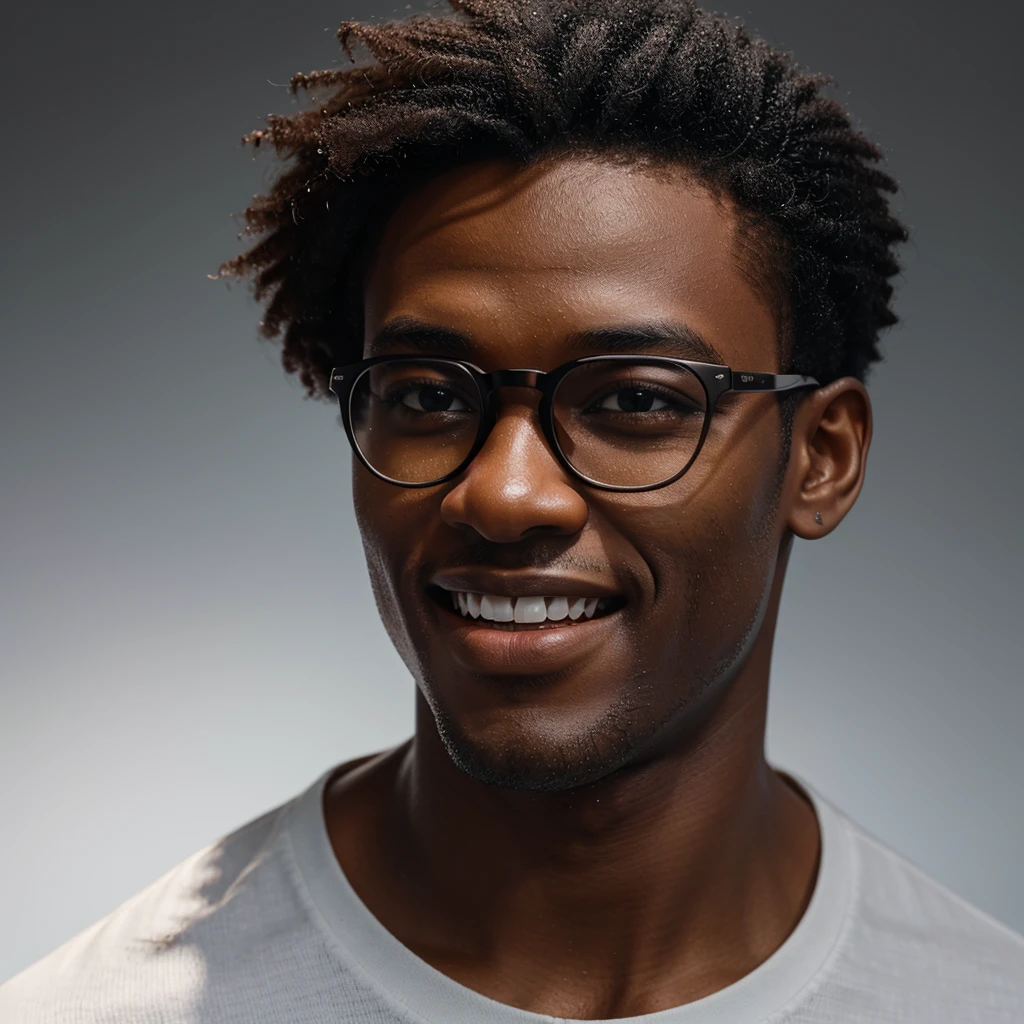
[484,369,545,390]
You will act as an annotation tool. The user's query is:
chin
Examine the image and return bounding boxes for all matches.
[428,690,659,794]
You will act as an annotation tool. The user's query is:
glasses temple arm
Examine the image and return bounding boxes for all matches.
[729,371,820,393]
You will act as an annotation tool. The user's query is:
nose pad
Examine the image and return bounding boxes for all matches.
[439,400,589,543]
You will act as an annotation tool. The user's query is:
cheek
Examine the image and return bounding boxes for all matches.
[352,471,429,662]
[602,420,784,657]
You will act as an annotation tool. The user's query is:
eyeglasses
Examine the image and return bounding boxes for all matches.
[328,355,819,492]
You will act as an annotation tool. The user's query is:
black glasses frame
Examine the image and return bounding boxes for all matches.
[328,355,819,493]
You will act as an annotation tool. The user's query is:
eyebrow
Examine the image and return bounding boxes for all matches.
[563,323,724,364]
[366,316,475,358]
[366,315,725,365]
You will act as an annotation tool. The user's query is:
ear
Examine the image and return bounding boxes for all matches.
[785,377,872,539]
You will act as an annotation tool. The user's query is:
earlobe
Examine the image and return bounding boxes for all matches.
[786,377,872,540]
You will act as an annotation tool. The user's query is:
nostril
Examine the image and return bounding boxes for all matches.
[519,524,569,540]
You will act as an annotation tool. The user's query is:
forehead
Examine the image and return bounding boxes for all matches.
[363,156,779,370]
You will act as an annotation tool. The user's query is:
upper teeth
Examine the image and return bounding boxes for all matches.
[450,592,604,623]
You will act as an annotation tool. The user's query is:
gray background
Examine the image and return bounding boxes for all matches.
[2,0,1021,984]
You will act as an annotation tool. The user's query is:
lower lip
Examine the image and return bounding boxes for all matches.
[431,599,623,676]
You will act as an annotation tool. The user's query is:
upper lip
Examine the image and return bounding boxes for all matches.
[430,570,621,599]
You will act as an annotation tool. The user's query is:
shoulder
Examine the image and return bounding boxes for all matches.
[0,800,304,1023]
[803,787,1024,1019]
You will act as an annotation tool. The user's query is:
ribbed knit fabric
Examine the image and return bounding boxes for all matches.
[2,761,1022,1022]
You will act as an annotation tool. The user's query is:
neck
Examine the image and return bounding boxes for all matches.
[326,536,820,1017]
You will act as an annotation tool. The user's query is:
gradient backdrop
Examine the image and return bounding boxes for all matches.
[2,0,1021,984]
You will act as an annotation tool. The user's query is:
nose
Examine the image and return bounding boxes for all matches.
[439,397,589,543]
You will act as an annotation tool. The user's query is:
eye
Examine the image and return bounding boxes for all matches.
[399,386,470,413]
[597,388,671,413]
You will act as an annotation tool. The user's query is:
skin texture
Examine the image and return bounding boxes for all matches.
[323,155,872,1018]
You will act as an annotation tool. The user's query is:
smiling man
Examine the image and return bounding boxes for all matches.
[3,1,1023,1021]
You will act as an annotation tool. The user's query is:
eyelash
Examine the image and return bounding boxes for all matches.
[584,383,701,414]
[382,380,475,408]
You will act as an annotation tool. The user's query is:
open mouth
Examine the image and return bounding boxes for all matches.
[428,586,625,631]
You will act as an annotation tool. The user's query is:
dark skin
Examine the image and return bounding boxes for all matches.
[323,155,872,1019]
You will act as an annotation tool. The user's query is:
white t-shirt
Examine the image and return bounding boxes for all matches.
[3,760,1022,1023]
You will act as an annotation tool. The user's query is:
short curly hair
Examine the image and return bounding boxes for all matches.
[217,0,908,399]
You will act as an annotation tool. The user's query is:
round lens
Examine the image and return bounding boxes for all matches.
[552,359,708,488]
[349,359,482,484]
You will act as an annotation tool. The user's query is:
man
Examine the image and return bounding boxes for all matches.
[3,0,1021,1020]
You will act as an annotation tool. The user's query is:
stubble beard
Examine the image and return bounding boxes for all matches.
[412,488,787,795]
[426,676,669,793]
[419,561,766,795]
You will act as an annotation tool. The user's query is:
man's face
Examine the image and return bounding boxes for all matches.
[356,156,790,792]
